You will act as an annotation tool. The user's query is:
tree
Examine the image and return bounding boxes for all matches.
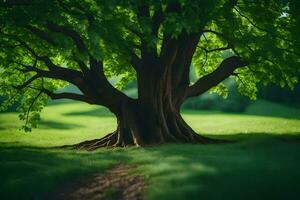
[0,0,299,149]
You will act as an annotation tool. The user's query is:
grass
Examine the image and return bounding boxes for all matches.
[0,100,300,200]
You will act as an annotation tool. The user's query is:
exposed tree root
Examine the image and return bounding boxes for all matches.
[60,107,232,151]
[73,132,119,151]
[62,131,231,151]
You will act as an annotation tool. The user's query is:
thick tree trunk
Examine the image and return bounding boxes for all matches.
[74,99,221,150]
[72,33,231,150]
[74,67,225,150]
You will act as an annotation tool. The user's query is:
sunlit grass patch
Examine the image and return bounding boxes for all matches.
[0,100,300,200]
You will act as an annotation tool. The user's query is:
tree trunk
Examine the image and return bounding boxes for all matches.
[74,99,221,150]
[72,33,230,150]
[74,64,225,150]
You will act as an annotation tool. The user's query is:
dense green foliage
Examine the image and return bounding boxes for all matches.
[0,0,299,130]
[1,101,300,199]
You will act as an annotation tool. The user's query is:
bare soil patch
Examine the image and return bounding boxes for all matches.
[46,164,146,200]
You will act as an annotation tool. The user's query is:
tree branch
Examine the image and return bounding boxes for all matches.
[124,25,143,38]
[89,56,104,75]
[10,42,84,87]
[199,45,231,53]
[130,53,142,71]
[46,22,87,52]
[75,59,89,74]
[234,7,299,44]
[56,0,94,24]
[152,5,164,37]
[171,33,201,90]
[56,0,83,16]
[2,24,129,109]
[24,89,43,128]
[26,25,57,46]
[14,60,38,73]
[41,89,95,104]
[2,33,39,57]
[37,56,83,81]
[186,56,249,98]
[14,52,83,87]
[25,25,98,74]
[13,74,41,90]
[202,29,224,37]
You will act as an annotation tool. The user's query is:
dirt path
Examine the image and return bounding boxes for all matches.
[46,164,146,200]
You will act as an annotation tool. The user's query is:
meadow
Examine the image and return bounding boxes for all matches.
[0,100,300,200]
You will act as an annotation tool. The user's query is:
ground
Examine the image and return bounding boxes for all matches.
[46,164,145,200]
[0,100,300,200]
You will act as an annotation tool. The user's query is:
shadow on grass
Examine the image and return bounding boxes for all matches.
[63,107,114,117]
[1,133,300,200]
[130,133,300,200]
[38,120,85,130]
[0,125,19,131]
[0,145,129,200]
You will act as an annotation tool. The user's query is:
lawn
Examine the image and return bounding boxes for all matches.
[0,100,300,200]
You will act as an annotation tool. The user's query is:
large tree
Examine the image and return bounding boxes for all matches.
[0,0,299,149]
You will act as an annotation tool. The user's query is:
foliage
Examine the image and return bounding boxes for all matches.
[182,79,250,112]
[0,0,299,130]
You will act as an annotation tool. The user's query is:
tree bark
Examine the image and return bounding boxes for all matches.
[38,24,236,150]
[74,59,227,150]
[74,97,222,150]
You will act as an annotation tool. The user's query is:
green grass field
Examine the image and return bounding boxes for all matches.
[1,100,300,200]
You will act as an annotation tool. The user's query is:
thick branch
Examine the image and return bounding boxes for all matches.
[186,56,248,98]
[136,3,160,61]
[41,89,94,104]
[56,0,94,25]
[46,22,87,52]
[89,56,104,75]
[56,0,83,16]
[160,37,178,74]
[75,59,89,74]
[14,60,38,73]
[2,30,131,112]
[15,50,84,87]
[25,25,94,74]
[11,43,84,88]
[26,25,57,46]
[152,5,164,37]
[38,56,82,81]
[4,34,39,57]
[171,33,201,91]
[130,53,142,71]
[20,66,83,88]
[2,26,130,110]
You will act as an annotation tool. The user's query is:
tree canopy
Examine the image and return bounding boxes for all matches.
[0,0,299,133]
